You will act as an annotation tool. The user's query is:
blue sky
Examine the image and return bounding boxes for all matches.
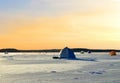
[0,0,29,11]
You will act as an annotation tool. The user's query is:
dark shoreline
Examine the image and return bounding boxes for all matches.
[0,48,120,53]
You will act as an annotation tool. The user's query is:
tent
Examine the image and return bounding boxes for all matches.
[109,51,116,56]
[59,47,76,59]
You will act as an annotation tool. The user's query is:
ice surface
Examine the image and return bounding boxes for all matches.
[0,52,120,83]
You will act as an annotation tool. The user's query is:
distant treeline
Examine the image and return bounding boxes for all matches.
[0,48,120,53]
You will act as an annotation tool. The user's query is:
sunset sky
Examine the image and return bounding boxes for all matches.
[0,0,120,49]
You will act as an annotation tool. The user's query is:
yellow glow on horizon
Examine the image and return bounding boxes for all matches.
[1,8,120,49]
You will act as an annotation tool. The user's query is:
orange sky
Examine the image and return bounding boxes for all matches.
[0,0,120,49]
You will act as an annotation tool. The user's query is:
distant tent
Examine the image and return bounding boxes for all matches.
[109,51,116,56]
[88,50,92,54]
[4,51,8,54]
[59,47,76,59]
[81,51,84,54]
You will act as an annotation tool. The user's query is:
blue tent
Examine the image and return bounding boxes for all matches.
[59,47,76,59]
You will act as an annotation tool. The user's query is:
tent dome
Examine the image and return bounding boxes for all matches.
[59,47,76,59]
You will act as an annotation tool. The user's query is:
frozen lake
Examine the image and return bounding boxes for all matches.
[0,52,120,83]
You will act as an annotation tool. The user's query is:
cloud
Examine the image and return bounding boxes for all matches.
[24,0,113,16]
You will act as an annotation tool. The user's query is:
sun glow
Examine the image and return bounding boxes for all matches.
[1,0,120,49]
